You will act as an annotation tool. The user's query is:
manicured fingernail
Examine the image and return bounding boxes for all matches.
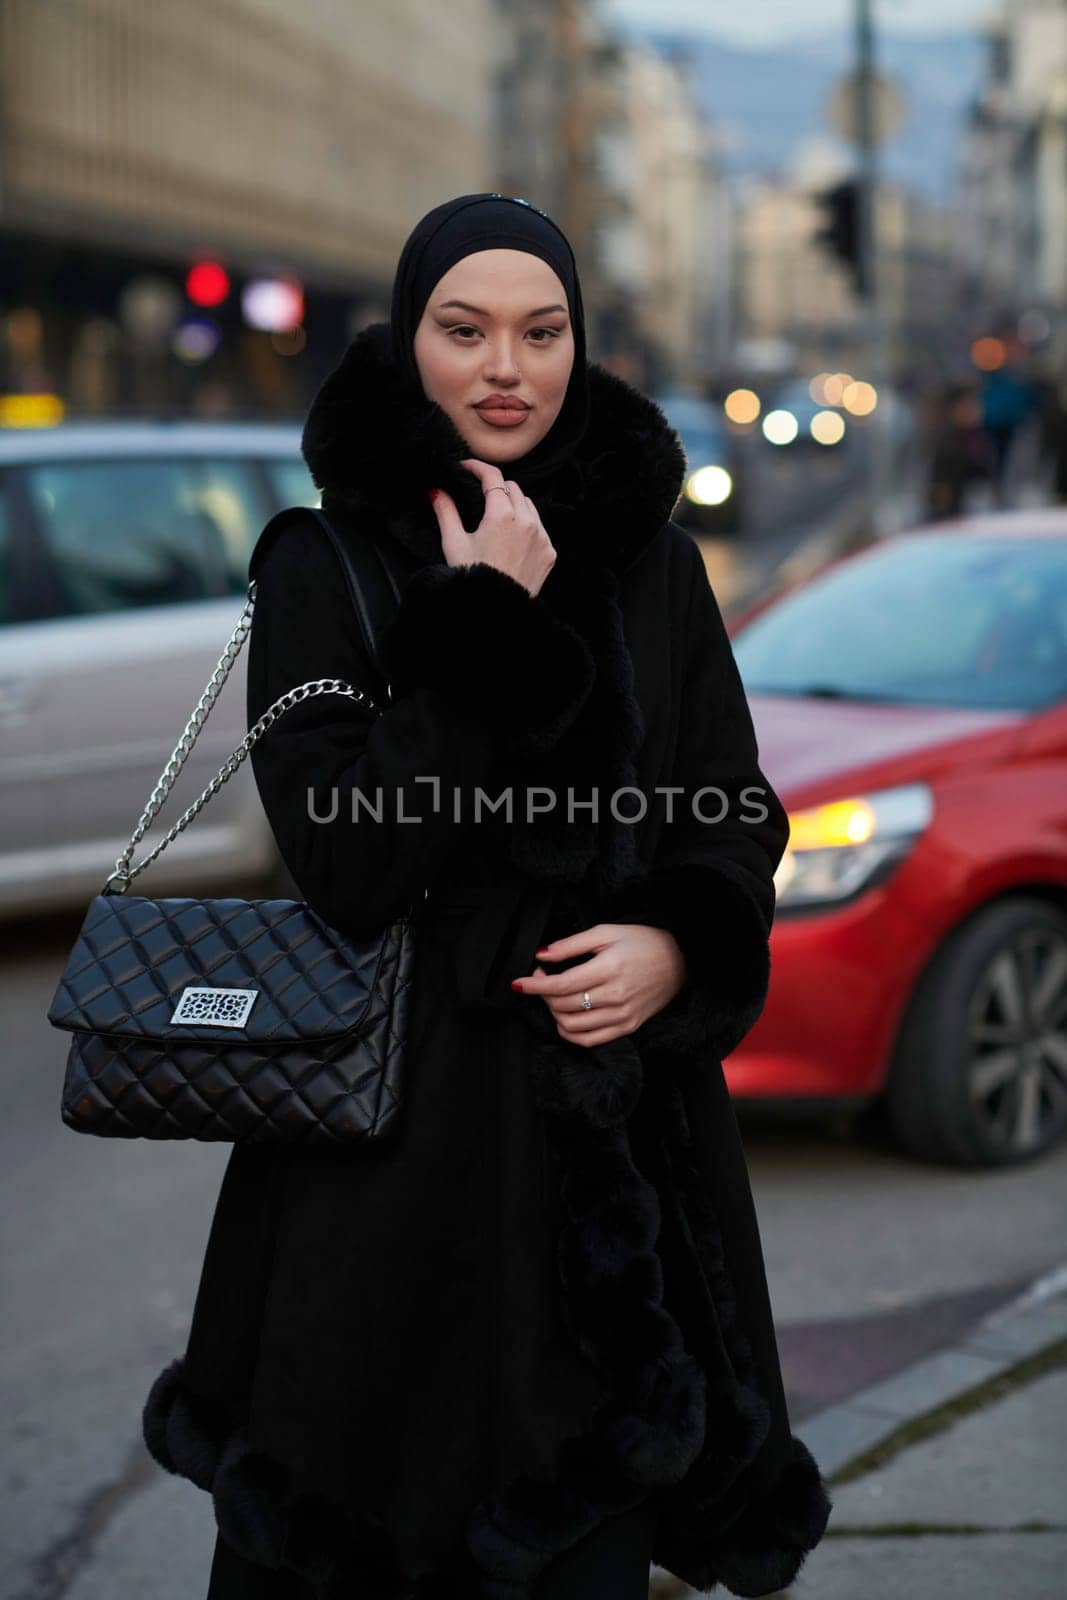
[510,979,524,991]
[426,488,440,502]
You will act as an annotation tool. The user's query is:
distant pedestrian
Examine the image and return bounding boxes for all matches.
[981,359,1038,501]
[926,384,994,520]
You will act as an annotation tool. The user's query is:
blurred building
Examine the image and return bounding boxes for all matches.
[603,42,734,387]
[492,2,730,387]
[738,178,859,366]
[0,0,495,414]
[491,0,646,366]
[736,176,957,387]
[0,0,730,417]
[959,0,1067,347]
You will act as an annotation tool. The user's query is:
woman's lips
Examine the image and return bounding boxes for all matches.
[473,404,531,428]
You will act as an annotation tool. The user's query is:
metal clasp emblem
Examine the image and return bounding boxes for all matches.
[170,987,258,1028]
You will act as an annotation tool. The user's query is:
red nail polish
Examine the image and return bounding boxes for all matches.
[426,488,439,502]
[511,979,524,991]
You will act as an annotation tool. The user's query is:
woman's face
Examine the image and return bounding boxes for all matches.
[413,249,574,466]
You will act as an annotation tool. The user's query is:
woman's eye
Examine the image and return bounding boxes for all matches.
[446,326,560,342]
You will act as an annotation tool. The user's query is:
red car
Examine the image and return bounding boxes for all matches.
[726,506,1067,1168]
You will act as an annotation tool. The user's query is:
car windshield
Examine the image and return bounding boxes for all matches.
[733,534,1067,712]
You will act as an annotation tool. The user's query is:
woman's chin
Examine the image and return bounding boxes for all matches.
[464,418,548,465]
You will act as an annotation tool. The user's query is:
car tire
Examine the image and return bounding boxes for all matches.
[885,896,1067,1168]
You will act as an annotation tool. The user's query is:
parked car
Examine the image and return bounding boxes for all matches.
[728,505,1067,1167]
[0,421,319,918]
[655,390,743,536]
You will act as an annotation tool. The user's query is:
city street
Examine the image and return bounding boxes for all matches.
[5,908,1066,1598]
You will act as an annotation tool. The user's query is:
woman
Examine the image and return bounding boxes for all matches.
[143,194,832,1598]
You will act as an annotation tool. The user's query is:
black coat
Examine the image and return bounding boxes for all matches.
[142,322,832,1598]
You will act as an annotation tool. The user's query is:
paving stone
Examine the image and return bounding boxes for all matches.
[784,1531,1067,1599]
[796,1402,905,1479]
[837,1346,1005,1422]
[963,1301,1067,1363]
[62,1473,214,1600]
[828,1366,1067,1531]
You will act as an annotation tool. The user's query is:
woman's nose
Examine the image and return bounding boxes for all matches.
[484,343,522,379]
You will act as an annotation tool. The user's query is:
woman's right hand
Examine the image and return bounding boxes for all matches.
[427,457,557,598]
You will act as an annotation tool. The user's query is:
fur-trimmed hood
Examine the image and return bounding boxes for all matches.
[300,320,688,576]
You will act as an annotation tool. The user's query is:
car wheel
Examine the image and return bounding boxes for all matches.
[885,896,1067,1167]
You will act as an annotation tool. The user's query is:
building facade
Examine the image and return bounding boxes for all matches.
[0,0,495,412]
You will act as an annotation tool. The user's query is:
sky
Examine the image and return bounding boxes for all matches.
[606,0,999,46]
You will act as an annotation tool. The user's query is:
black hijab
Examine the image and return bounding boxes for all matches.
[387,192,591,498]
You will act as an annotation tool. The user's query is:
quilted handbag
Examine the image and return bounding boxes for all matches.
[46,506,417,1146]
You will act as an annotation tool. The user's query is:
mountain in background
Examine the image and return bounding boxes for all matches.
[615,24,987,202]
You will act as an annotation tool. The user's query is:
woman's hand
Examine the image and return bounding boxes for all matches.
[427,457,557,597]
[511,924,687,1049]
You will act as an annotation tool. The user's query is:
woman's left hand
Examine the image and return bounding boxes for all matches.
[512,924,687,1048]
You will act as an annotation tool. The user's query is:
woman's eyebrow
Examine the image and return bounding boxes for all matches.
[436,299,568,318]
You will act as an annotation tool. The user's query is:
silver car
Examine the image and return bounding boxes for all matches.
[0,421,320,919]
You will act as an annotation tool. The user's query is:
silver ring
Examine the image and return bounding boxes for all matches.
[581,991,592,1011]
[485,484,512,498]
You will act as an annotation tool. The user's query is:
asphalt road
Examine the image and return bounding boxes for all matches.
[4,910,1066,1599]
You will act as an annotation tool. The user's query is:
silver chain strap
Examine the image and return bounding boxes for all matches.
[103,580,388,894]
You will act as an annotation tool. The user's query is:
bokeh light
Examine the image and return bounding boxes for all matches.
[685,464,734,505]
[822,372,853,406]
[0,392,65,427]
[185,260,230,308]
[243,277,305,334]
[971,336,1006,371]
[173,317,221,363]
[724,387,761,424]
[842,380,877,415]
[762,409,799,445]
[810,409,846,445]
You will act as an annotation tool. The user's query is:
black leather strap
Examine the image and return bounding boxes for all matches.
[306,507,400,676]
[248,504,405,705]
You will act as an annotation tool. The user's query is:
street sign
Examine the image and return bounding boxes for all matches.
[827,70,906,146]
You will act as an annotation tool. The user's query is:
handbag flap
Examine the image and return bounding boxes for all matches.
[47,894,388,1043]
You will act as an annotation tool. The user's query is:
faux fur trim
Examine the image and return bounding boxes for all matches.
[648,1083,832,1591]
[655,1434,833,1596]
[600,862,774,1061]
[455,937,787,1592]
[376,560,596,760]
[142,1358,412,1598]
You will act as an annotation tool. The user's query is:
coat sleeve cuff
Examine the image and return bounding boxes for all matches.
[604,862,773,1062]
[376,561,596,759]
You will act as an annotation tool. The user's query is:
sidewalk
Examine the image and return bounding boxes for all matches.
[652,1264,1067,1599]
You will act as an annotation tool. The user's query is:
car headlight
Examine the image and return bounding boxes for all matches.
[684,464,733,506]
[774,781,933,909]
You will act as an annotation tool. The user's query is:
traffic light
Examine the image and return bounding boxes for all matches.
[814,179,867,297]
